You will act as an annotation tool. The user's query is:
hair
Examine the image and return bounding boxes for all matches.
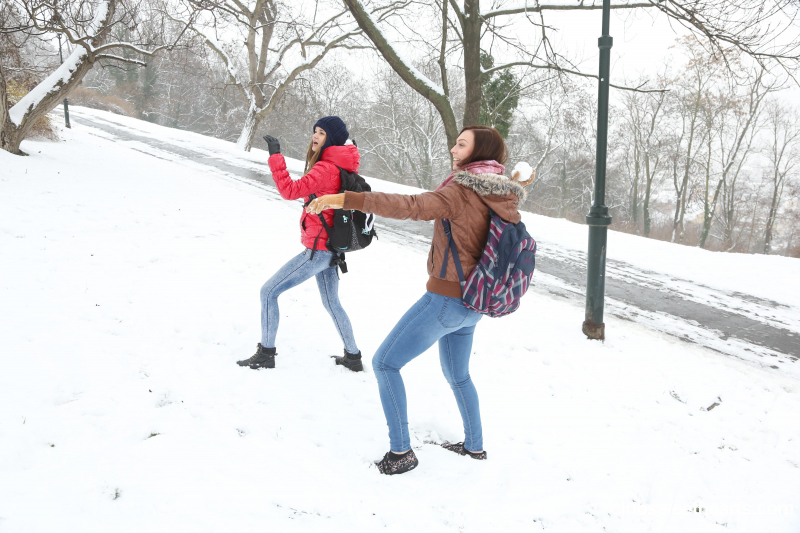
[457,125,508,167]
[303,130,327,173]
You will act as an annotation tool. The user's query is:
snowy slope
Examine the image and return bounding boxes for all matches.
[1,124,799,532]
[52,107,800,310]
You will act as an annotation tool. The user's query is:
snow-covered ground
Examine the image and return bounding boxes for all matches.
[1,119,799,532]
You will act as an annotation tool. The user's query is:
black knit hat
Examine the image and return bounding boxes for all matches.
[313,116,349,156]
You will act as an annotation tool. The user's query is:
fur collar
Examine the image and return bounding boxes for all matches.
[452,170,527,202]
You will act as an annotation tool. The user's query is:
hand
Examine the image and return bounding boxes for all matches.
[306,194,345,214]
[262,134,281,156]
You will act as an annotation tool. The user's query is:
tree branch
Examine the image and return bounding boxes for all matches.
[483,60,669,92]
[483,1,655,19]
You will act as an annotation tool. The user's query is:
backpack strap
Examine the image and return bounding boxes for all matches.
[307,193,332,230]
[307,192,337,251]
[305,193,348,273]
[440,219,466,284]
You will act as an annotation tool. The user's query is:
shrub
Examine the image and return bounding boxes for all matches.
[6,80,59,141]
[69,87,135,116]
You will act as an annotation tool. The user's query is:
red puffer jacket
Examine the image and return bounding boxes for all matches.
[268,144,361,251]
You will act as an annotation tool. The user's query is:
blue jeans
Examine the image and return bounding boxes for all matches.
[372,292,483,453]
[261,249,358,354]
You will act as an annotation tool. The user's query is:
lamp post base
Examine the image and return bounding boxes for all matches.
[582,320,605,341]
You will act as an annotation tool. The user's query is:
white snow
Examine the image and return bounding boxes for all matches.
[1,114,799,532]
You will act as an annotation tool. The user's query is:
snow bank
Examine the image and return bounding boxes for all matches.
[1,118,798,532]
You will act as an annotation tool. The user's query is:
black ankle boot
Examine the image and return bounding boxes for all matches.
[332,349,363,372]
[375,449,418,475]
[237,344,276,369]
[441,442,487,460]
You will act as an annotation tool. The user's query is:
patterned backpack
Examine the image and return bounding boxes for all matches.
[440,210,536,317]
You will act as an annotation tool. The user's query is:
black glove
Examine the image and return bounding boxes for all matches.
[262,134,281,156]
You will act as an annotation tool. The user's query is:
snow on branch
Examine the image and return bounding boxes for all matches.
[95,54,148,66]
[482,0,654,19]
[21,0,112,50]
[8,0,115,127]
[184,22,248,90]
[343,0,446,98]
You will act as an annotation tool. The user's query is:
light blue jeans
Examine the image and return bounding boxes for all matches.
[261,249,358,354]
[372,292,483,453]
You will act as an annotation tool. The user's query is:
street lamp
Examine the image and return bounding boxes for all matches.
[583,0,613,340]
[56,33,71,129]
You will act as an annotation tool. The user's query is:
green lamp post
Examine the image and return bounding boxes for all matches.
[583,0,613,340]
[56,33,71,129]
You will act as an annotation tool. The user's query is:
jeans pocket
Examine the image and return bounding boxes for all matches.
[438,296,469,328]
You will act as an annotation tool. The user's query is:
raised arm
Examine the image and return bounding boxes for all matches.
[268,154,329,201]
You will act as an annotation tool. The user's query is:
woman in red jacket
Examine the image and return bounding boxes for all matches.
[236,116,363,372]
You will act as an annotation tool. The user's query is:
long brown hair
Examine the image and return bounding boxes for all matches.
[457,125,508,166]
[304,131,327,173]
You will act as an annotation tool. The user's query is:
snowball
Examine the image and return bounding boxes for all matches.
[513,161,534,181]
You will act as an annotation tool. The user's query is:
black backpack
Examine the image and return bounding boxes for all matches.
[307,167,377,273]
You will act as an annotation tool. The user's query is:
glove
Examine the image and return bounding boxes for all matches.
[262,134,281,156]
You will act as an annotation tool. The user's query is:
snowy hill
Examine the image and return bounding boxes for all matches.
[1,116,799,532]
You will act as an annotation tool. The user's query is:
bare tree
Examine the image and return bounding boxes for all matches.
[668,37,728,243]
[619,75,669,234]
[762,100,800,254]
[1,0,193,155]
[343,0,798,160]
[697,66,771,248]
[358,64,451,189]
[175,0,361,151]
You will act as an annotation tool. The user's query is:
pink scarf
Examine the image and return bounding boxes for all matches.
[435,160,506,191]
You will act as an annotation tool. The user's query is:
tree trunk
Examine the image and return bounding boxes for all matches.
[2,51,96,155]
[643,151,653,238]
[236,103,260,151]
[763,176,781,254]
[462,0,481,127]
[722,178,736,249]
[670,159,681,242]
[631,142,640,230]
[0,66,8,151]
[698,137,715,248]
[559,161,567,218]
[672,94,701,242]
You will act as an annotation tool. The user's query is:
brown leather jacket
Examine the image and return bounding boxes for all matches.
[344,170,526,298]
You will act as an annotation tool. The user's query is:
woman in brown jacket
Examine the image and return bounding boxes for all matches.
[307,126,527,475]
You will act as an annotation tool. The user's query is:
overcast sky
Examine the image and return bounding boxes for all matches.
[331,3,799,103]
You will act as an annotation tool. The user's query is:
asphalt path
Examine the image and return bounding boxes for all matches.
[71,110,799,374]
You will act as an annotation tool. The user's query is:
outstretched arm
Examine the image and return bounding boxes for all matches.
[307,187,465,222]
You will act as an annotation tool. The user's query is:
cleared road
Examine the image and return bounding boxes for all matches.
[72,109,799,376]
